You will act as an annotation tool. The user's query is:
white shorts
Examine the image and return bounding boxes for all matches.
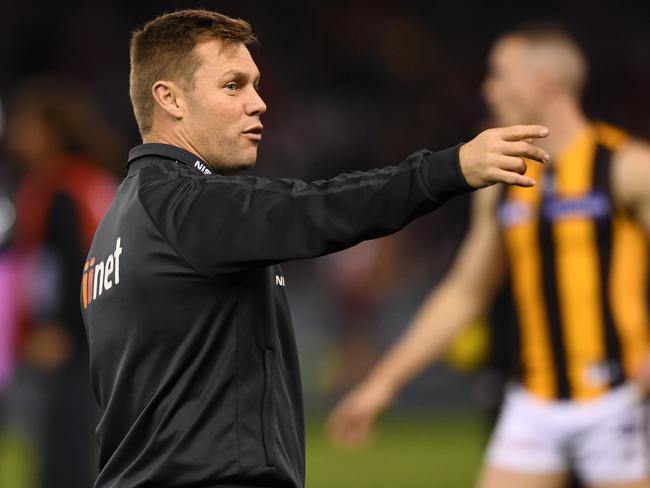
[486,383,650,486]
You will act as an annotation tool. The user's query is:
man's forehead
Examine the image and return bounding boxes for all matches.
[490,39,536,74]
[194,39,259,77]
[492,37,525,62]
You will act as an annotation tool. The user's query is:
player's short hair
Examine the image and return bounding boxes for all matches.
[130,9,256,135]
[504,23,588,97]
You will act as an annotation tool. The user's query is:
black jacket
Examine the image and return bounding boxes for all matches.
[81,143,471,487]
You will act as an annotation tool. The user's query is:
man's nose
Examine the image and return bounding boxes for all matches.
[245,87,267,117]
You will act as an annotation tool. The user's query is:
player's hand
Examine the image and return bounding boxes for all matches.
[459,125,550,188]
[327,378,396,447]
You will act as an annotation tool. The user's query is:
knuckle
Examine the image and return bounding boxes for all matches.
[502,140,514,152]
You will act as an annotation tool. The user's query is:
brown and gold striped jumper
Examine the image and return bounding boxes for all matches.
[499,123,649,401]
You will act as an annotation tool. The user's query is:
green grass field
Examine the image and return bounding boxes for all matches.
[0,413,485,488]
[0,432,37,488]
[306,413,485,488]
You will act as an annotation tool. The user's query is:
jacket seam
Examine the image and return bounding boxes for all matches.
[175,154,429,197]
[136,174,212,279]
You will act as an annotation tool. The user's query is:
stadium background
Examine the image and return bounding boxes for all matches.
[0,1,649,486]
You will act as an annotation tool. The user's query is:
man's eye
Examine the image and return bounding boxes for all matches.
[225,82,238,91]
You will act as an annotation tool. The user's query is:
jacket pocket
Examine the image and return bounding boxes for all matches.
[262,347,276,466]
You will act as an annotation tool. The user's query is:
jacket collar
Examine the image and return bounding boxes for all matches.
[127,143,213,175]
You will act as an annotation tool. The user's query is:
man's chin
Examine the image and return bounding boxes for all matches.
[216,159,256,175]
[238,159,256,172]
[490,108,522,128]
[493,113,516,127]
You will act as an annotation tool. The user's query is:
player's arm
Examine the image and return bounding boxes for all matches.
[141,126,547,276]
[327,184,505,445]
[612,140,650,235]
[612,140,650,393]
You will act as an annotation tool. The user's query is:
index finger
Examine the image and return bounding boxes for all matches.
[500,125,549,141]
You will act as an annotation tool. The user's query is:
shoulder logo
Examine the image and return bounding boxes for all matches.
[82,237,123,309]
[275,275,286,287]
[194,160,212,175]
[542,193,610,221]
[498,201,533,228]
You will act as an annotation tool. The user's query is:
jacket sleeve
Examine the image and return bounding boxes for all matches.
[138,145,472,276]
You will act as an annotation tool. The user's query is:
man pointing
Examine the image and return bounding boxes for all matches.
[82,9,548,488]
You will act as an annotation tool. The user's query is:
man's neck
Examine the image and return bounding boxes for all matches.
[143,129,207,164]
[536,97,590,161]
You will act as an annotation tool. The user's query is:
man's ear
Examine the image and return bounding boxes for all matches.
[151,80,184,121]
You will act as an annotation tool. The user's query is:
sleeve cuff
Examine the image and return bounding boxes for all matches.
[421,144,475,203]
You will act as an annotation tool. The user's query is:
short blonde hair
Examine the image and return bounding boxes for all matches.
[506,23,588,97]
[129,9,256,135]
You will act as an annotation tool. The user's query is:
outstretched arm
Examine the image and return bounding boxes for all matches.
[141,125,548,276]
[327,184,505,445]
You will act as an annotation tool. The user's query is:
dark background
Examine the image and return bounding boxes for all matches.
[3,0,650,175]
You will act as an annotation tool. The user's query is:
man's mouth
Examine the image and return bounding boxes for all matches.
[242,125,263,141]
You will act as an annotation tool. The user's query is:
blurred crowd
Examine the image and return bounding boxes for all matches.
[0,1,649,486]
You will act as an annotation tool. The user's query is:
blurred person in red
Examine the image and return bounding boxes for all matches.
[330,25,650,488]
[5,77,120,488]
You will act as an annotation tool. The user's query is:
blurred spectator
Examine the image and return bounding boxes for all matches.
[4,77,121,488]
